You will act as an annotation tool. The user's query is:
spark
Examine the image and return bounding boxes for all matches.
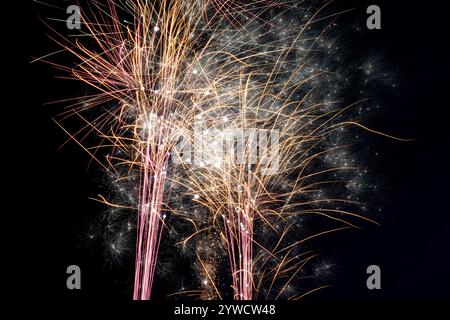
[38,0,410,300]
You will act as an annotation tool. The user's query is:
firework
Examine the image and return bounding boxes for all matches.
[41,0,212,299]
[168,0,407,300]
[38,0,408,300]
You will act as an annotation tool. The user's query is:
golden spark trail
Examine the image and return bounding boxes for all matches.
[38,0,406,300]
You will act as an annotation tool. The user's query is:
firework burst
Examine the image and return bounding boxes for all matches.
[37,0,409,300]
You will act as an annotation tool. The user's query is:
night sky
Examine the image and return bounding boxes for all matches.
[9,0,450,307]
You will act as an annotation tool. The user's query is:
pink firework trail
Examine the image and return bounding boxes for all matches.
[134,122,172,299]
[223,174,255,300]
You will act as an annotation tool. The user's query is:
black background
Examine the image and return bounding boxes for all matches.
[8,0,450,307]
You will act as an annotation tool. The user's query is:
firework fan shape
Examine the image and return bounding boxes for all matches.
[39,0,408,300]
